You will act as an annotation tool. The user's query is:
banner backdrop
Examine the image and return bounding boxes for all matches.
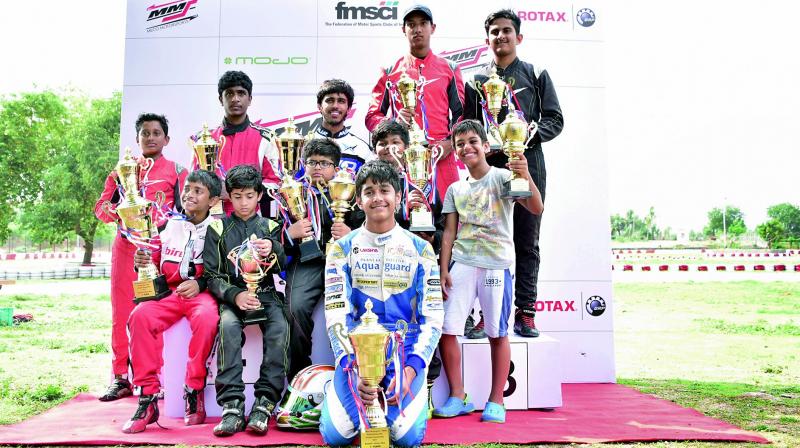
[122,0,612,382]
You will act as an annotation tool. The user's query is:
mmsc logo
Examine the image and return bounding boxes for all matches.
[224,56,310,65]
[335,1,398,20]
[146,0,198,32]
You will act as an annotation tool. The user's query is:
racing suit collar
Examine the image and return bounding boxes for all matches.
[230,212,261,225]
[221,116,251,136]
[361,223,400,245]
[316,125,351,139]
[406,49,436,67]
[491,57,521,76]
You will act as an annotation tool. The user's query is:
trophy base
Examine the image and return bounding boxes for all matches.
[409,209,436,233]
[243,306,268,326]
[360,426,389,448]
[210,201,225,218]
[299,238,324,262]
[133,275,171,304]
[501,178,533,200]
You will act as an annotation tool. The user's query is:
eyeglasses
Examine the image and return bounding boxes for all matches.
[305,160,335,169]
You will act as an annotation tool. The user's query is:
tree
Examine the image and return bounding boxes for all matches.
[0,92,69,242]
[18,92,121,264]
[766,203,800,239]
[756,219,786,249]
[704,206,746,239]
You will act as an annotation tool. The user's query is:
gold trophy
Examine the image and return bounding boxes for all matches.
[499,103,536,198]
[110,148,170,303]
[227,234,277,325]
[278,118,323,262]
[325,170,356,254]
[481,67,507,152]
[189,123,226,217]
[391,132,437,232]
[332,300,408,448]
[395,71,428,146]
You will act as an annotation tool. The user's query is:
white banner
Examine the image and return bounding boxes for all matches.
[123,0,612,382]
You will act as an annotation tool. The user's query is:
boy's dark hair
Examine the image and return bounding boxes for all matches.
[371,120,409,148]
[355,160,402,196]
[218,71,253,97]
[484,9,521,36]
[303,138,342,166]
[135,113,169,137]
[316,79,355,109]
[225,164,263,195]
[451,119,488,145]
[186,169,222,198]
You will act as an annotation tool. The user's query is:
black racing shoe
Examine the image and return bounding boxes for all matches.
[213,399,246,437]
[99,378,132,402]
[466,311,486,339]
[246,396,273,435]
[513,308,540,338]
[464,313,475,335]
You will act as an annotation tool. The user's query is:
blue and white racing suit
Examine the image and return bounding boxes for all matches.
[319,225,443,447]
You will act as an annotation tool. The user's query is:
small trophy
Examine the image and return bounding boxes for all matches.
[395,71,428,146]
[227,234,277,325]
[190,123,226,217]
[111,148,171,303]
[499,103,536,199]
[481,67,507,152]
[278,118,324,262]
[325,170,356,254]
[391,134,437,232]
[332,300,408,448]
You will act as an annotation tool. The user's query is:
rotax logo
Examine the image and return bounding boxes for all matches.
[576,8,596,27]
[515,9,568,23]
[534,299,577,313]
[585,295,606,316]
[146,0,198,32]
[223,56,310,66]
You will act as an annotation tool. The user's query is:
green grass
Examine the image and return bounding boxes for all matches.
[1,281,799,447]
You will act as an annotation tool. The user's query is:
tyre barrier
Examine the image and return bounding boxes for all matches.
[716,266,727,271]
[754,265,765,271]
[658,265,669,271]
[698,265,708,271]
[734,265,745,271]
[795,265,800,272]
[679,265,689,271]
[774,265,786,271]
[641,266,651,271]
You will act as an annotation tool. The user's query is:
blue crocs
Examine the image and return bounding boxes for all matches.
[481,401,506,423]
[432,394,475,418]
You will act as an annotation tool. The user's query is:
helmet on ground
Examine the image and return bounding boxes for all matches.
[275,364,335,430]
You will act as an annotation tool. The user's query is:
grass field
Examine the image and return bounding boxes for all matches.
[1,280,799,447]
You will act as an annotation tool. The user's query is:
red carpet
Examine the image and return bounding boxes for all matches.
[0,384,768,445]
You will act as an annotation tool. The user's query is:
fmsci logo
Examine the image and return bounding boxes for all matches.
[146,0,198,32]
[576,8,596,27]
[586,295,606,317]
[335,1,399,20]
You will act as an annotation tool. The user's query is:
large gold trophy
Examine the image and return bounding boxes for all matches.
[390,134,437,232]
[332,300,408,448]
[395,71,428,146]
[481,67,507,152]
[189,123,226,217]
[498,103,536,198]
[278,118,323,262]
[325,170,356,254]
[227,234,277,325]
[110,148,171,303]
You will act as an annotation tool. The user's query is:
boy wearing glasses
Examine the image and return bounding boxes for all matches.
[283,139,358,380]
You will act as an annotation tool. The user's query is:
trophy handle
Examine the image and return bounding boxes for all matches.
[101,201,118,221]
[388,145,406,172]
[153,190,166,209]
[331,322,352,356]
[385,320,408,367]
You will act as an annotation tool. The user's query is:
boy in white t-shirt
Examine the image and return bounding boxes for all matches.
[434,119,543,423]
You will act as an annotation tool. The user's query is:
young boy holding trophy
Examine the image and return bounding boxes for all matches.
[94,113,187,402]
[202,164,288,437]
[319,160,443,448]
[122,170,223,433]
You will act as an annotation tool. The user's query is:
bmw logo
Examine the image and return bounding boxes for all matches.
[576,8,596,27]
[586,295,606,316]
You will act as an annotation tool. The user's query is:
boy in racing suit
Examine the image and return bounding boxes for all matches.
[319,160,444,447]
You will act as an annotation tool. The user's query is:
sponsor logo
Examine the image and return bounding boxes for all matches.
[325,301,345,310]
[334,1,398,20]
[326,276,343,285]
[356,278,379,287]
[576,8,596,27]
[383,279,409,289]
[326,268,338,275]
[223,56,310,66]
[353,246,380,255]
[326,293,343,301]
[586,295,606,316]
[354,260,380,270]
[534,300,576,312]
[325,284,343,294]
[440,46,489,69]
[163,247,184,258]
[424,297,443,311]
[376,234,393,245]
[516,10,567,22]
[427,278,440,286]
[384,262,411,273]
[146,0,198,32]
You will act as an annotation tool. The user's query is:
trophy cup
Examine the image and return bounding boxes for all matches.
[332,300,408,448]
[278,118,324,262]
[227,234,277,325]
[481,67,507,152]
[325,170,356,254]
[112,148,171,303]
[391,132,437,232]
[498,103,536,198]
[189,123,226,217]
[395,71,428,146]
